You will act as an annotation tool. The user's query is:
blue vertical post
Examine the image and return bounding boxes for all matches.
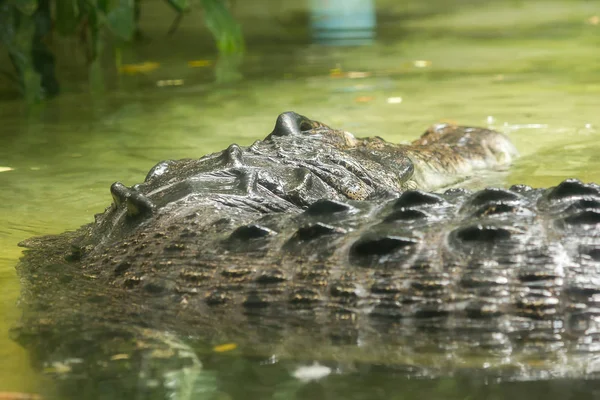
[310,0,376,46]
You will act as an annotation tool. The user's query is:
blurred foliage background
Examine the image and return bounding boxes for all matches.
[0,0,244,102]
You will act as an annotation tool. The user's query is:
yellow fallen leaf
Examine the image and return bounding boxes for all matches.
[355,96,375,103]
[187,60,213,67]
[109,354,130,361]
[213,343,238,353]
[329,67,344,78]
[587,16,599,25]
[119,61,160,75]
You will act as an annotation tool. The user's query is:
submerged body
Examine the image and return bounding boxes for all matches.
[15,113,600,398]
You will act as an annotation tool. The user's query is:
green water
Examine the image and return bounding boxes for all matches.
[1,0,600,397]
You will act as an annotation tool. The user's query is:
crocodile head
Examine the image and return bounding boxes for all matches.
[93,112,517,244]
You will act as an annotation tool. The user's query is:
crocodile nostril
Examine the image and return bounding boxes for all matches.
[268,111,313,138]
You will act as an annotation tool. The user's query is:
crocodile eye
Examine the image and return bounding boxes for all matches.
[268,111,314,137]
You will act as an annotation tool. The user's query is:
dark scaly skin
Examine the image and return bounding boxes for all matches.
[81,112,516,246]
[14,113,600,399]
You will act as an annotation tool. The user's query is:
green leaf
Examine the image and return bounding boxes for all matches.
[105,0,135,40]
[7,0,38,16]
[166,0,190,14]
[97,0,110,13]
[55,0,80,35]
[77,0,103,61]
[200,0,244,54]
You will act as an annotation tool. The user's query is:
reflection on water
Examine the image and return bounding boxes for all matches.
[162,360,600,400]
[1,0,600,398]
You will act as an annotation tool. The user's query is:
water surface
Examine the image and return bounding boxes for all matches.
[1,0,599,397]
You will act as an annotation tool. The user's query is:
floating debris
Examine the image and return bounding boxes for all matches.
[292,362,332,382]
[187,60,213,68]
[213,343,238,353]
[503,123,549,131]
[386,97,402,104]
[259,355,278,365]
[119,62,160,75]
[587,15,599,25]
[347,71,371,79]
[329,65,344,78]
[413,60,432,68]
[0,166,14,173]
[329,65,370,79]
[156,79,184,87]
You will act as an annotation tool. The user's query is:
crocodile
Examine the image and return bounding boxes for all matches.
[14,112,600,399]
